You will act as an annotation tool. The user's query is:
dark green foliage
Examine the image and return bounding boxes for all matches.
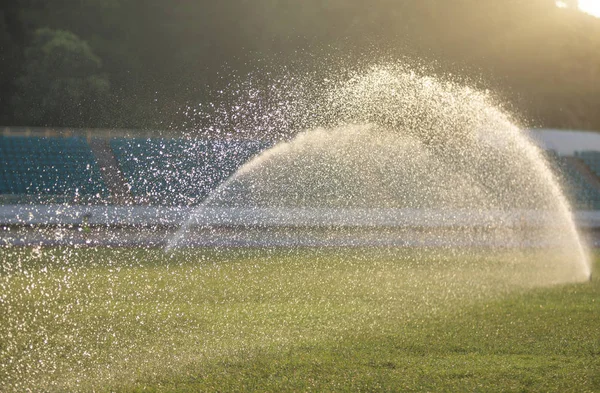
[1,0,600,130]
[11,28,110,127]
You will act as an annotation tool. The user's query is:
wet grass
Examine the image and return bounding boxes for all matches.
[0,247,598,392]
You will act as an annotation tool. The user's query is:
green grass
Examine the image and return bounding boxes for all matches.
[0,247,598,392]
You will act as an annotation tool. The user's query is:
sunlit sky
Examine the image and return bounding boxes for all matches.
[556,0,600,17]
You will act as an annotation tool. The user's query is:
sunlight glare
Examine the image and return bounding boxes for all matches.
[579,0,600,17]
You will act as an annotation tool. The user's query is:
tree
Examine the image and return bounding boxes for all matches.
[11,28,110,127]
[0,4,26,125]
[4,1,600,130]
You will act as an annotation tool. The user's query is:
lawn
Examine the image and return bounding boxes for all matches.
[0,246,598,392]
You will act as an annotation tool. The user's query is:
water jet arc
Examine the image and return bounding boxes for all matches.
[171,63,591,283]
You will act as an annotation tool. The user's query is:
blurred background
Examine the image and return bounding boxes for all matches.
[1,0,600,247]
[1,0,599,131]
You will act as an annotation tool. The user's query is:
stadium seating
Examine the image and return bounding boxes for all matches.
[3,134,600,210]
[110,138,271,205]
[548,152,600,210]
[0,136,108,203]
[575,151,600,178]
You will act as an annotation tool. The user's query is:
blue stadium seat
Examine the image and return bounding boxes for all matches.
[0,136,108,203]
[548,151,600,210]
[110,138,272,205]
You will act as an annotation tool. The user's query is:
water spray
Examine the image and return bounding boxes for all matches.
[172,62,591,283]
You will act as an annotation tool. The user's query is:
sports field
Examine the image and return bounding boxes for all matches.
[0,247,598,392]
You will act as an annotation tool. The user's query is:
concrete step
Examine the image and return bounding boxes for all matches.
[564,156,600,193]
[89,138,134,204]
